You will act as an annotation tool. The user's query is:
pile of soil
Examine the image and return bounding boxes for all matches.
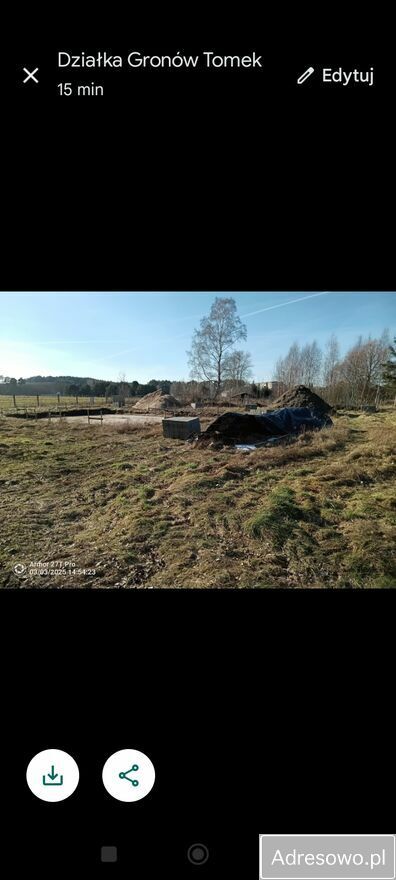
[197,401,332,448]
[271,385,332,416]
[197,412,285,446]
[132,390,181,412]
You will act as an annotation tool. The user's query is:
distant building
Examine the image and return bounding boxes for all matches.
[0,376,11,384]
[220,388,251,401]
[231,391,251,400]
[257,380,282,395]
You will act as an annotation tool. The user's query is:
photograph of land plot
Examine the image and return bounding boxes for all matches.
[0,291,395,589]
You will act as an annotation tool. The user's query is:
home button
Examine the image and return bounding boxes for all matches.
[187,843,209,865]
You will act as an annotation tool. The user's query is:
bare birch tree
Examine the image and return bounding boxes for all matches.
[222,350,253,388]
[187,297,247,397]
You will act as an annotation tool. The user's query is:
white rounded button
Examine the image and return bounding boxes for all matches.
[26,749,79,802]
[102,749,155,802]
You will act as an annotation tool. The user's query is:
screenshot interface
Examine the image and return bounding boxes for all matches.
[1,23,395,876]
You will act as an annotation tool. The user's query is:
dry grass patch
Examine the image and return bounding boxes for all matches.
[0,409,395,588]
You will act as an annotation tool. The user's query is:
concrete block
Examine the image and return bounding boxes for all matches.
[162,417,201,439]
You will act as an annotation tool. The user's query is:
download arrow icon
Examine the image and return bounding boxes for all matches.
[43,765,64,785]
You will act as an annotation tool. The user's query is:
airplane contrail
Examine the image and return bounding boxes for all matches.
[241,292,328,318]
[74,294,330,363]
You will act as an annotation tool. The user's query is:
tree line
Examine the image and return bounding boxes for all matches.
[185,296,395,406]
[64,378,172,399]
[0,376,173,399]
[274,331,395,405]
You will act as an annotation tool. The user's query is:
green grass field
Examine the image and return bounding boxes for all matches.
[0,408,395,588]
[0,395,108,412]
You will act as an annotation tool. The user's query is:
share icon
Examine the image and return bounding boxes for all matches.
[119,764,139,786]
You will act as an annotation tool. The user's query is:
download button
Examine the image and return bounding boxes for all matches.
[26,749,79,802]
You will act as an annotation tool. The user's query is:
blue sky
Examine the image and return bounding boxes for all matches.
[0,292,394,382]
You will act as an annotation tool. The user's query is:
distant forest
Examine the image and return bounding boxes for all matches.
[0,376,172,397]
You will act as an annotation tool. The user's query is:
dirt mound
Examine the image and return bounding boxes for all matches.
[198,412,284,446]
[132,390,181,411]
[198,405,332,448]
[271,385,332,416]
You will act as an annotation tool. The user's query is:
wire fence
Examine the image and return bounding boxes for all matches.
[0,395,108,414]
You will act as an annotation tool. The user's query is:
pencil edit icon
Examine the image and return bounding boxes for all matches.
[297,66,315,85]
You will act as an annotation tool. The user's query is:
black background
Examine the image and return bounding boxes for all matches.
[2,12,395,876]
